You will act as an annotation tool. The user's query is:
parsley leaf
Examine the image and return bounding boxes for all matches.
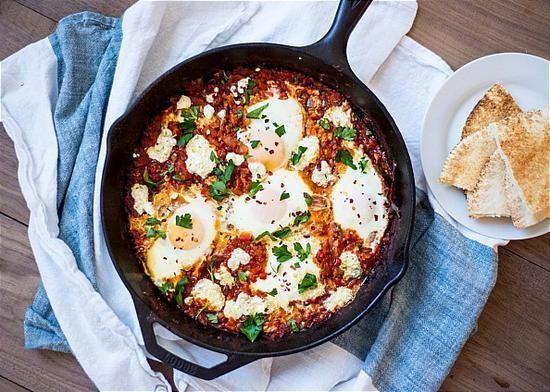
[318,119,330,130]
[143,167,162,189]
[293,262,301,268]
[298,273,318,294]
[158,281,173,294]
[248,181,264,198]
[335,149,357,170]
[173,173,184,182]
[267,288,278,296]
[175,213,192,229]
[255,231,276,241]
[303,193,313,206]
[175,277,189,305]
[238,271,248,282]
[293,242,311,261]
[280,191,290,201]
[179,106,199,132]
[293,210,311,226]
[237,110,243,119]
[359,156,370,173]
[145,226,166,239]
[145,217,162,226]
[272,226,291,239]
[287,319,300,332]
[272,245,293,263]
[214,160,235,184]
[209,181,229,201]
[210,151,219,164]
[206,313,218,324]
[221,70,230,83]
[250,140,260,149]
[274,124,286,137]
[240,313,264,342]
[333,126,357,141]
[290,146,308,166]
[243,79,256,105]
[196,302,209,318]
[247,103,269,119]
[177,131,194,146]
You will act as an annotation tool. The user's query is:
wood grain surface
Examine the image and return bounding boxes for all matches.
[0,1,548,391]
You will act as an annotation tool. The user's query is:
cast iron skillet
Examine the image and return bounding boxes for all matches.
[101,0,415,380]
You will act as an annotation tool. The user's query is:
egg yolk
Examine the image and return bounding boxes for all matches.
[250,187,287,224]
[168,214,204,250]
[248,129,286,171]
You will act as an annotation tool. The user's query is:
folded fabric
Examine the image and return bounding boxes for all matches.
[1,1,502,391]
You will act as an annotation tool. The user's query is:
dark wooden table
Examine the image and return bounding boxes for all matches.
[1,1,549,391]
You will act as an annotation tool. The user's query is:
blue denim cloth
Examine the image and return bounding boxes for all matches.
[23,12,122,352]
[22,11,498,392]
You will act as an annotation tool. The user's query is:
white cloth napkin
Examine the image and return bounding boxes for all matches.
[1,0,505,390]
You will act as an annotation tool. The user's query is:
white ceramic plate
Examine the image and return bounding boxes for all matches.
[421,53,549,240]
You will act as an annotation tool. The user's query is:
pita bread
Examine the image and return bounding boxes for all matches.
[496,108,550,228]
[439,126,497,191]
[461,83,522,139]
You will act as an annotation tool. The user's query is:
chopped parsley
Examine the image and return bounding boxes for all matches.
[267,288,278,296]
[293,210,311,226]
[145,217,162,226]
[333,126,357,141]
[287,319,299,332]
[238,271,248,282]
[280,190,290,201]
[210,151,219,163]
[206,313,218,324]
[256,231,277,241]
[248,181,264,198]
[158,281,173,294]
[240,313,264,342]
[145,226,166,239]
[318,119,330,130]
[179,106,199,132]
[290,146,308,166]
[250,140,261,149]
[293,262,301,268]
[221,70,230,83]
[196,302,209,318]
[175,277,189,305]
[359,156,370,173]
[298,273,318,294]
[335,149,357,170]
[214,160,235,184]
[272,245,293,263]
[243,79,256,105]
[237,109,243,119]
[293,242,311,261]
[247,103,269,119]
[177,131,194,147]
[272,226,291,239]
[161,163,175,176]
[274,123,286,137]
[209,181,229,201]
[303,192,313,206]
[175,213,192,229]
[173,173,184,182]
[143,167,162,189]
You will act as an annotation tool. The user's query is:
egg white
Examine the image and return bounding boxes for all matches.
[224,169,311,236]
[146,195,218,284]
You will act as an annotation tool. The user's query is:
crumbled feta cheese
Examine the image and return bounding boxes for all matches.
[190,278,225,311]
[205,93,215,103]
[170,192,179,200]
[311,160,336,187]
[248,161,267,180]
[324,105,353,128]
[217,109,226,119]
[203,104,215,120]
[185,135,216,178]
[226,152,244,166]
[214,266,234,287]
[236,77,250,94]
[176,95,191,110]
[214,87,219,93]
[340,251,362,280]
[324,287,354,311]
[146,128,176,163]
[131,184,154,215]
[292,136,319,170]
[223,292,268,320]
[227,248,251,271]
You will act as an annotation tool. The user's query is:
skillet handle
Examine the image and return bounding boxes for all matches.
[301,0,373,75]
[135,301,256,380]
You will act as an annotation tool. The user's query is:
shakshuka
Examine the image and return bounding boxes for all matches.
[125,67,394,342]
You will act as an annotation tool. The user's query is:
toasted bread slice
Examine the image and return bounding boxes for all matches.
[439,125,497,191]
[496,107,550,228]
[467,151,510,218]
[461,83,522,139]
